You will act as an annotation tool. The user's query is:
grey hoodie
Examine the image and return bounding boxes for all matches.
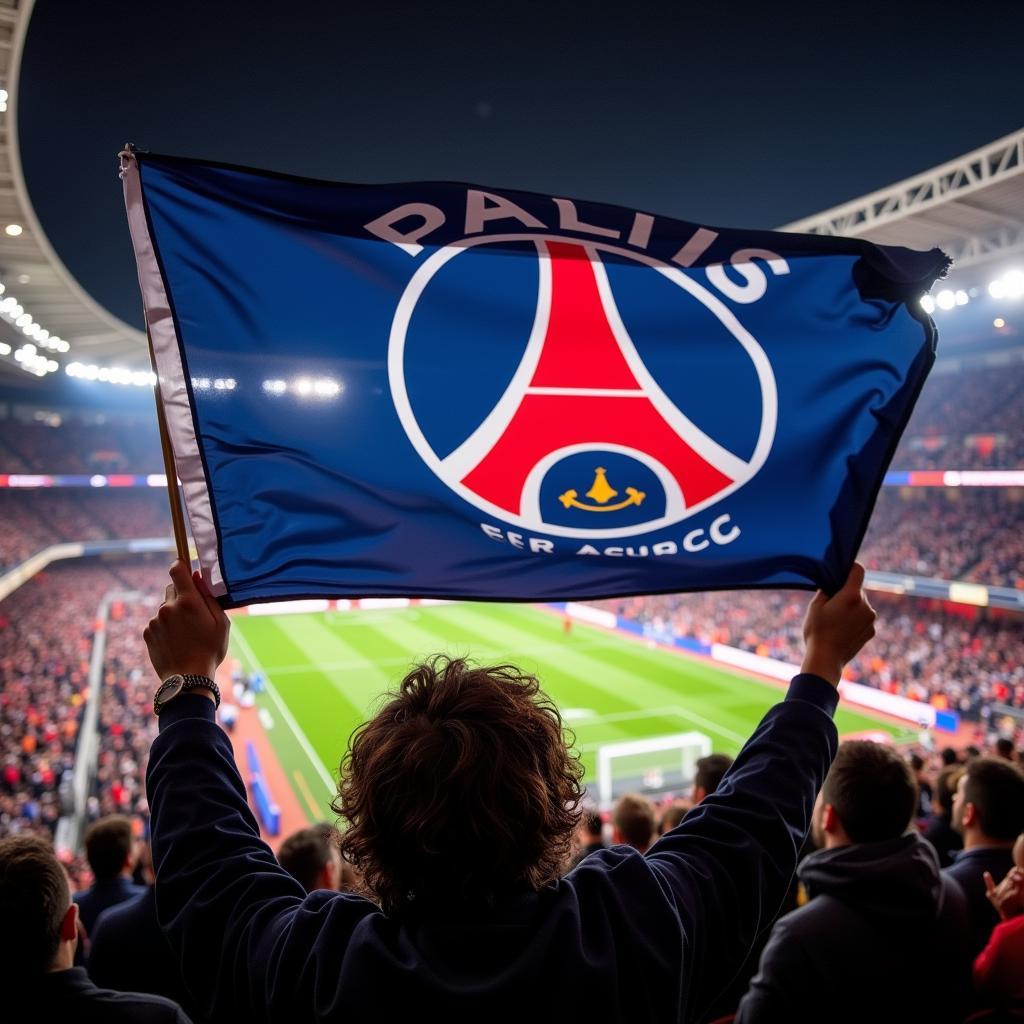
[736,834,973,1023]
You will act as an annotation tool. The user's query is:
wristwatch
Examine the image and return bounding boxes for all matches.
[153,674,222,716]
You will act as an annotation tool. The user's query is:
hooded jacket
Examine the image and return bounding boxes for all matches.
[736,833,972,1024]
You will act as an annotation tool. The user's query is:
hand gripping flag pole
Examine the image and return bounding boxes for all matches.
[119,145,190,565]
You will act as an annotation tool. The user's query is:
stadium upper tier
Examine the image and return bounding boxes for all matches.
[0,351,1022,473]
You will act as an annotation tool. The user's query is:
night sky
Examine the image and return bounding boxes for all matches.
[18,0,1024,329]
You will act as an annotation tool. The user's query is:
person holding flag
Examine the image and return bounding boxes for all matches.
[142,559,875,1022]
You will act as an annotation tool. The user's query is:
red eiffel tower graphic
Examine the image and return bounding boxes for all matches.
[455,241,736,517]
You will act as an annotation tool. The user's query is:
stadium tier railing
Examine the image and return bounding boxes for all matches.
[54,589,143,853]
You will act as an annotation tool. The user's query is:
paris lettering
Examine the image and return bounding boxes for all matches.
[479,512,741,558]
[366,189,789,304]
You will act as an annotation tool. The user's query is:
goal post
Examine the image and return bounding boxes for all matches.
[596,731,712,807]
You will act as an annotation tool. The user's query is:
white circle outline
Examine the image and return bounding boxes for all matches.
[388,233,777,539]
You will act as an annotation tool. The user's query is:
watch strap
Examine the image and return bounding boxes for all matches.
[180,674,222,708]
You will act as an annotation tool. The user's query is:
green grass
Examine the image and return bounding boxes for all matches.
[230,603,910,821]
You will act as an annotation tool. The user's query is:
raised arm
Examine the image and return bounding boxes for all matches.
[643,564,875,1020]
[143,562,371,1022]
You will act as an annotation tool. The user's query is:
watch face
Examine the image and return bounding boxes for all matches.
[157,675,184,705]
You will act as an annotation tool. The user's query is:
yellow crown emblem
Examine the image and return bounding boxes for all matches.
[558,467,645,513]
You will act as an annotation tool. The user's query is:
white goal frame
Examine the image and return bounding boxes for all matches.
[597,731,712,807]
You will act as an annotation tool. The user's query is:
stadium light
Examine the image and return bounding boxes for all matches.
[989,270,1024,300]
[954,290,968,306]
[66,361,156,386]
[920,295,936,314]
[0,280,72,362]
[0,342,9,356]
[935,289,956,311]
[994,318,1006,328]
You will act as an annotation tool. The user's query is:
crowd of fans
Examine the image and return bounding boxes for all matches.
[0,353,1020,1018]
[604,590,1024,728]
[863,489,1024,589]
[891,362,1024,470]
[0,490,171,571]
[0,413,161,475]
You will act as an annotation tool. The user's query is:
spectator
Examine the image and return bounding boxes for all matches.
[611,793,657,853]
[972,832,1024,1018]
[693,753,734,804]
[278,824,344,893]
[570,808,605,867]
[921,764,965,869]
[88,869,195,1015]
[995,737,1018,763]
[946,757,1024,954]
[0,834,190,1022]
[73,815,146,936]
[736,741,971,1023]
[909,751,933,818]
[941,746,960,767]
[140,559,874,1021]
[658,799,692,836]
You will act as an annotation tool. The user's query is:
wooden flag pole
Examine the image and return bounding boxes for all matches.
[147,329,191,564]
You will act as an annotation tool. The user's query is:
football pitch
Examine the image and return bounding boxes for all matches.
[230,602,910,819]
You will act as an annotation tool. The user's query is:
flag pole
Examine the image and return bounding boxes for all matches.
[147,329,191,564]
[120,144,191,565]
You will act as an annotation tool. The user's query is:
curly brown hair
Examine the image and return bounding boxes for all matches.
[332,656,584,914]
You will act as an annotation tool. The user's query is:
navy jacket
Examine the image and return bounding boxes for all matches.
[73,877,147,936]
[735,834,972,1023]
[944,845,1015,955]
[7,966,191,1023]
[88,887,195,1016]
[147,675,839,1023]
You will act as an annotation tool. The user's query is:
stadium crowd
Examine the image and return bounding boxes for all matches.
[3,563,1021,1022]
[0,356,1021,1019]
[605,590,1024,728]
[890,361,1024,470]
[864,489,1024,589]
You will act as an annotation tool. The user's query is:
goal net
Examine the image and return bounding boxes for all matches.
[596,731,712,807]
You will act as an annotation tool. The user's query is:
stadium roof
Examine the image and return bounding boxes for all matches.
[0,0,145,385]
[0,0,1020,383]
[781,128,1024,278]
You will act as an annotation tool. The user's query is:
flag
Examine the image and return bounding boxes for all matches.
[121,149,947,607]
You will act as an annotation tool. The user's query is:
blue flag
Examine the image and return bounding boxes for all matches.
[122,149,946,607]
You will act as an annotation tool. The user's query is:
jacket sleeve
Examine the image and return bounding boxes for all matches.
[145,695,364,1023]
[643,674,838,1022]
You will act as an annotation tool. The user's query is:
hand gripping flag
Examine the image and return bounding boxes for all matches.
[121,149,947,607]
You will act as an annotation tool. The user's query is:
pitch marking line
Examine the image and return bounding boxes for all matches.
[262,636,611,676]
[293,770,325,822]
[231,625,337,797]
[575,704,747,752]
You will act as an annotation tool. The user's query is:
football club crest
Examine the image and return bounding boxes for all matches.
[390,236,778,539]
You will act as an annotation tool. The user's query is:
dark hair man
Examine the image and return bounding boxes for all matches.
[693,753,735,803]
[142,560,874,1022]
[278,824,345,893]
[74,815,146,937]
[0,834,191,1022]
[921,764,965,868]
[946,756,1024,954]
[995,737,1018,763]
[611,793,657,853]
[570,808,606,867]
[736,741,972,1023]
